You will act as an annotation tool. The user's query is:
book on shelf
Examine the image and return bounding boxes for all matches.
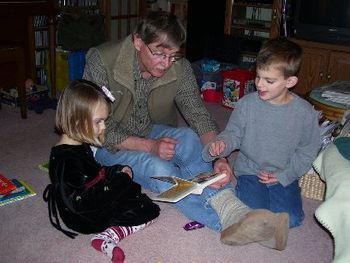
[0,179,36,207]
[150,172,226,203]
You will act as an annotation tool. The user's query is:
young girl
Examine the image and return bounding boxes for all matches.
[43,79,160,263]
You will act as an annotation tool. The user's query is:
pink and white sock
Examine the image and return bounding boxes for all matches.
[91,220,155,262]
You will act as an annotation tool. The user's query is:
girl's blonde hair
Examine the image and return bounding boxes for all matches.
[55,79,111,146]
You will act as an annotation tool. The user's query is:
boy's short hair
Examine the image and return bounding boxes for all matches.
[256,37,302,78]
[55,79,111,146]
[133,10,186,48]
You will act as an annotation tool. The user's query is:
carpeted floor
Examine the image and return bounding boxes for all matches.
[0,103,333,263]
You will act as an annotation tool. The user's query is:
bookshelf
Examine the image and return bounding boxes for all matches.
[0,0,58,118]
[224,0,282,64]
[32,15,50,87]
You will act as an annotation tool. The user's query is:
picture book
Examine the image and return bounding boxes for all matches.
[0,179,36,207]
[150,172,226,203]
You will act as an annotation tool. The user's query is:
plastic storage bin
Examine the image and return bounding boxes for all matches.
[222,68,255,109]
[191,59,237,103]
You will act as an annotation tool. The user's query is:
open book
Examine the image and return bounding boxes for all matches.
[150,172,226,203]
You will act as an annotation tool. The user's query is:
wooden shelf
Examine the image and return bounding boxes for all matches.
[224,0,282,64]
[225,0,281,38]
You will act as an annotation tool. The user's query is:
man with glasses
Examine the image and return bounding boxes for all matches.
[83,11,289,250]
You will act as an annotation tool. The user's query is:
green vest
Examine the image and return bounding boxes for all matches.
[93,36,185,127]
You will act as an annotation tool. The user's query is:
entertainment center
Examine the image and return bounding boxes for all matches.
[292,0,350,46]
[224,0,350,96]
[289,0,350,95]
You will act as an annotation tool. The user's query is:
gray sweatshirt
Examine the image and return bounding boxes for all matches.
[202,92,321,186]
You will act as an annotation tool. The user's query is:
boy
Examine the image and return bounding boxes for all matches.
[202,38,321,228]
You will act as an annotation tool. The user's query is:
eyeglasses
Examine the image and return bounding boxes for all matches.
[145,44,183,63]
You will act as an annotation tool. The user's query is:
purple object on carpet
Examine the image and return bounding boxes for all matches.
[183,221,205,231]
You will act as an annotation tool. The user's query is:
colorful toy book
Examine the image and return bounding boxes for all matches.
[150,172,226,203]
[0,179,36,207]
[0,174,17,195]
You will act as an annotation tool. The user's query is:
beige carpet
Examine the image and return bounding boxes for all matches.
[0,103,333,263]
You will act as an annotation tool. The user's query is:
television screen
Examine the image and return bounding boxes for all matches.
[298,0,350,28]
[293,0,350,45]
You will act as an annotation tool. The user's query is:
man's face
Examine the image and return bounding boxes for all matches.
[133,36,180,78]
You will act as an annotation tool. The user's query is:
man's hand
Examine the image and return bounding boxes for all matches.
[150,137,178,160]
[116,136,178,160]
[210,158,233,189]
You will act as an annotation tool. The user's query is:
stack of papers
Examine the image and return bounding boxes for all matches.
[320,81,350,108]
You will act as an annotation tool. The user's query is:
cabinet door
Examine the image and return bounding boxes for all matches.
[293,47,329,95]
[328,51,350,83]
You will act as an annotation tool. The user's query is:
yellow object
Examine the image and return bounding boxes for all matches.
[55,48,69,92]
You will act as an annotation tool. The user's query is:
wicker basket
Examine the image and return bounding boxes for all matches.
[299,171,326,201]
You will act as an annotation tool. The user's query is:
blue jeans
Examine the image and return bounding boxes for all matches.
[96,124,231,232]
[236,175,304,228]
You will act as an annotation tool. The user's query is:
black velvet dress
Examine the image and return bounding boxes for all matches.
[43,143,160,237]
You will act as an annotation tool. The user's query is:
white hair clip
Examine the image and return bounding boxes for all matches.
[101,86,115,102]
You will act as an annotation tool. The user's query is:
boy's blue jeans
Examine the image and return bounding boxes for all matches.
[236,175,304,228]
[96,124,231,232]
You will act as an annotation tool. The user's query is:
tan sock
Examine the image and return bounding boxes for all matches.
[209,189,251,230]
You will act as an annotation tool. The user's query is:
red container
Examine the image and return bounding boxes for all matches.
[202,89,223,103]
[222,69,255,109]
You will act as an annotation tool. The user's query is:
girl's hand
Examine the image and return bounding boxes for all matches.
[208,140,226,157]
[121,166,133,179]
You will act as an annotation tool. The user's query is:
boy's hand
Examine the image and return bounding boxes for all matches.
[210,158,233,189]
[257,170,279,184]
[208,140,226,157]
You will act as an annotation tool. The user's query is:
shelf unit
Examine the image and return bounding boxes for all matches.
[225,0,281,39]
[224,0,282,64]
[31,15,50,87]
[102,0,146,41]
[0,0,58,118]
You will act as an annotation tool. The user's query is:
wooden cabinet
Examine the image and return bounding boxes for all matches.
[290,38,350,95]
